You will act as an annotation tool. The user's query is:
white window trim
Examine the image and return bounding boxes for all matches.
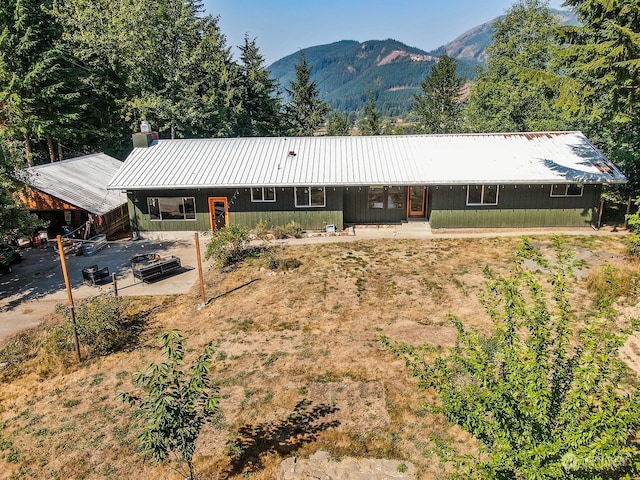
[294,187,326,208]
[148,197,197,221]
[550,184,584,197]
[466,185,499,206]
[250,187,277,203]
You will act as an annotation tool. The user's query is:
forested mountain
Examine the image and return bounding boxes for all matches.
[269,39,465,117]
[268,9,577,117]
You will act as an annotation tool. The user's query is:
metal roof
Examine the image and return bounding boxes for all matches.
[108,132,627,190]
[20,153,128,215]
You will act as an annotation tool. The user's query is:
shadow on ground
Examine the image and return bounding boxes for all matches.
[225,399,340,477]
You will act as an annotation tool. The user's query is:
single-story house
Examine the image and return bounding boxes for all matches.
[107,132,626,233]
[18,153,130,239]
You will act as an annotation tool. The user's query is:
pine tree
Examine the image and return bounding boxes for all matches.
[233,35,282,137]
[359,90,382,135]
[413,55,464,134]
[557,0,640,124]
[0,137,41,238]
[284,53,329,136]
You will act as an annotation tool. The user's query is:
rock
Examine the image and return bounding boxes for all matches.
[278,451,415,480]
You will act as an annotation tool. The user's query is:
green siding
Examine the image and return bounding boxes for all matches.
[126,183,604,232]
[129,187,343,232]
[429,184,601,228]
[343,187,407,224]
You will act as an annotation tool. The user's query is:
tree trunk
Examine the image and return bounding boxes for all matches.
[46,134,56,162]
[24,133,33,167]
[58,142,64,162]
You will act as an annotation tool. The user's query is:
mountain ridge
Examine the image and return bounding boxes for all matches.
[268,9,577,117]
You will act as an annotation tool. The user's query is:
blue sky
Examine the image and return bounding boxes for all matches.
[203,0,566,65]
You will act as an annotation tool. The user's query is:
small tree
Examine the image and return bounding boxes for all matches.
[284,52,329,136]
[359,89,382,136]
[383,237,640,479]
[326,111,351,136]
[118,331,220,480]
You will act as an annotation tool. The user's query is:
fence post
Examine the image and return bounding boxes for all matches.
[56,235,82,362]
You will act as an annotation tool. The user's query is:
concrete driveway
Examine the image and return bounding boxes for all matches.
[0,235,203,342]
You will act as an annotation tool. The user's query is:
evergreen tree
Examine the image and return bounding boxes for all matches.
[233,35,282,137]
[554,0,640,196]
[359,90,382,135]
[52,0,237,143]
[284,53,329,136]
[465,0,573,133]
[132,0,236,139]
[50,0,152,156]
[326,111,351,136]
[0,0,87,166]
[413,55,464,134]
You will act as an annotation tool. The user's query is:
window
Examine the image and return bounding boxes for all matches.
[467,185,499,205]
[251,187,276,202]
[294,187,325,207]
[148,197,196,221]
[368,186,405,209]
[550,184,583,197]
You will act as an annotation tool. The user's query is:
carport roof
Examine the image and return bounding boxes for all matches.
[108,131,627,190]
[20,153,128,215]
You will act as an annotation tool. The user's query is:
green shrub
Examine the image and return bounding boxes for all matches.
[626,199,640,257]
[270,221,303,239]
[262,248,301,271]
[52,294,127,358]
[284,221,303,238]
[626,233,640,257]
[204,225,250,270]
[0,332,43,381]
[253,221,270,241]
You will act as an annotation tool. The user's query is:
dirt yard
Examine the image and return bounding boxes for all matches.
[0,234,638,479]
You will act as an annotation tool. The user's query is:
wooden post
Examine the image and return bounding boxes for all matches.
[626,197,633,229]
[112,272,118,298]
[597,197,605,230]
[195,232,206,304]
[56,235,82,362]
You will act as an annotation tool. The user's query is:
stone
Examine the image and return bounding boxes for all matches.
[278,451,416,480]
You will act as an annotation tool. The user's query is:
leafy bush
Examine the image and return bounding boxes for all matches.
[52,295,131,358]
[253,220,270,241]
[626,199,640,257]
[271,221,303,239]
[204,225,250,270]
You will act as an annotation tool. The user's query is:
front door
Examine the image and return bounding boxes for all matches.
[208,197,229,231]
[408,186,427,217]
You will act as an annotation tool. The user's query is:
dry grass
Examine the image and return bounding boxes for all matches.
[0,235,638,479]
